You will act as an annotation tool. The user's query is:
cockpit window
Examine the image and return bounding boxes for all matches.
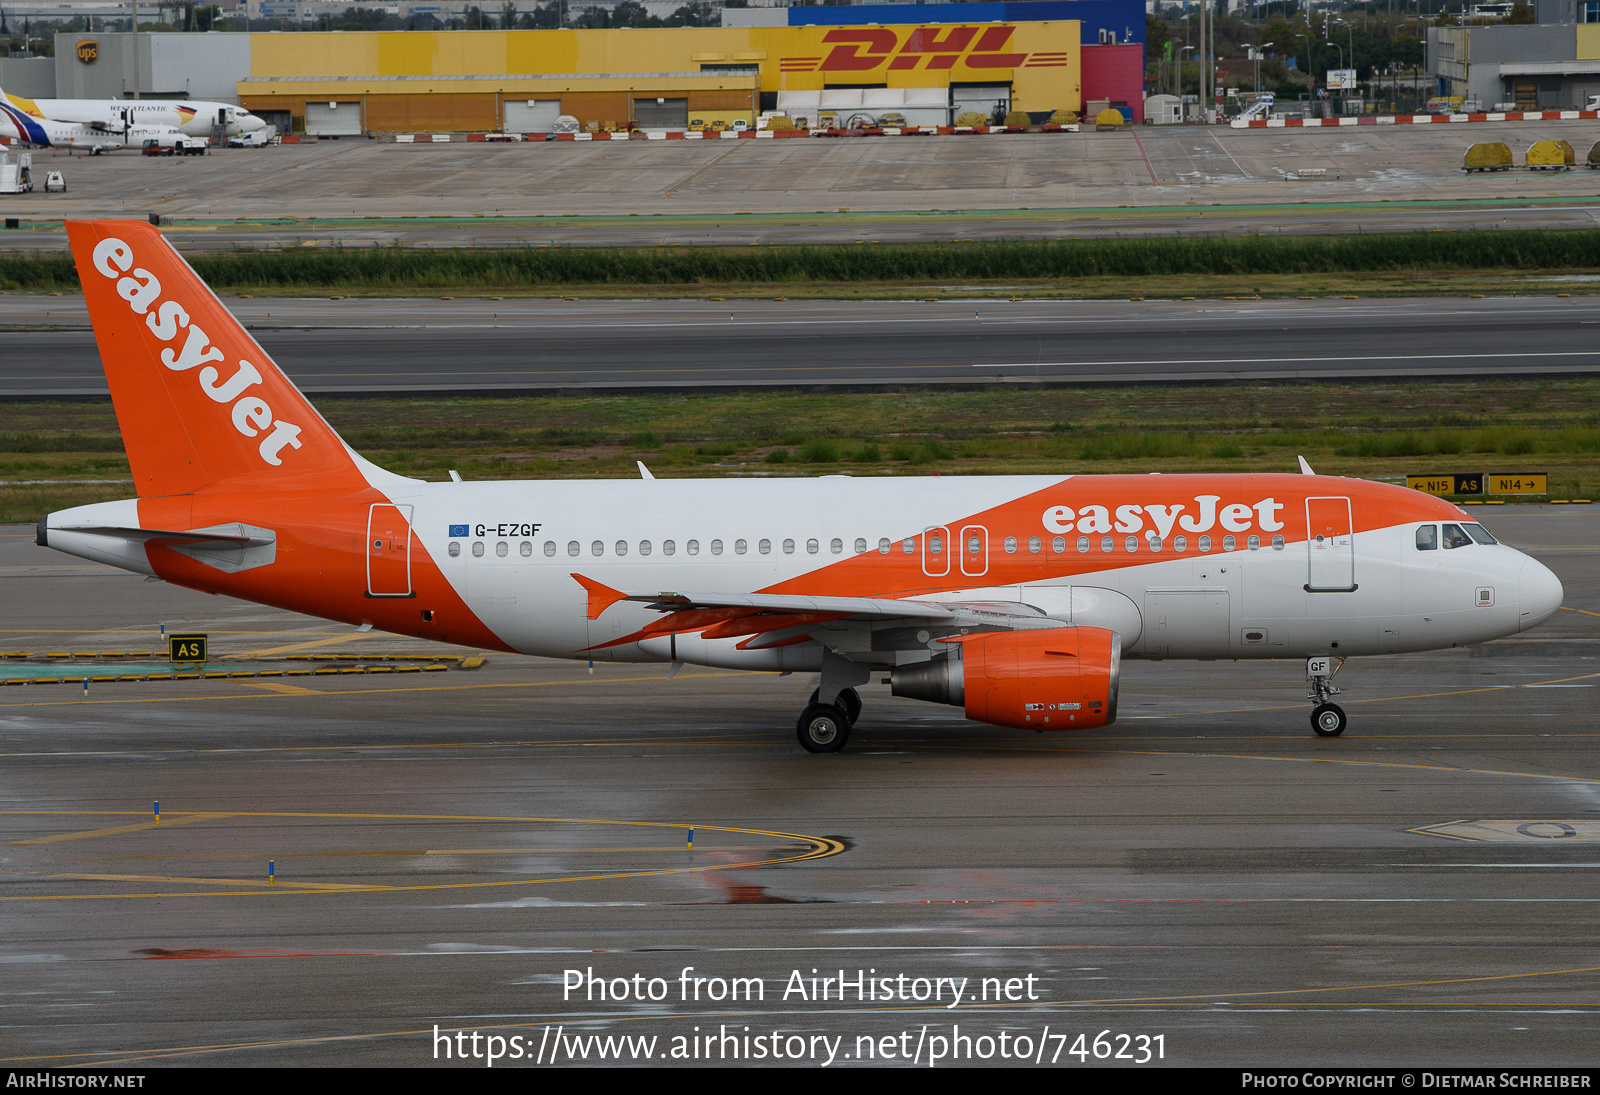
[1415,525,1437,551]
[1464,523,1498,545]
[1442,523,1473,549]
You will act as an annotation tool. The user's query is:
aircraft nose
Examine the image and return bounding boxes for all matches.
[242,115,265,132]
[1519,557,1563,632]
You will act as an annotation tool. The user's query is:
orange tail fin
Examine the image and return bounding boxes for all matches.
[67,220,366,497]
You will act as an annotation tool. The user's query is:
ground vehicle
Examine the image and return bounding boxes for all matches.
[226,128,275,148]
[1425,96,1466,114]
[878,112,907,127]
[41,221,1566,752]
[140,136,203,156]
[43,170,64,192]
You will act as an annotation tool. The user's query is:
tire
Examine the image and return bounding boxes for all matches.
[808,686,861,726]
[796,703,850,753]
[1311,702,1347,737]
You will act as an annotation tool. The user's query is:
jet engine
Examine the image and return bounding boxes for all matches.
[890,626,1120,731]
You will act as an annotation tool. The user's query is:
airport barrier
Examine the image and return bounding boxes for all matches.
[1462,141,1514,172]
[1526,139,1575,170]
[389,126,1081,144]
[1234,109,1600,129]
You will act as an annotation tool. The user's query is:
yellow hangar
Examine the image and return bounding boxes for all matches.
[238,24,1081,135]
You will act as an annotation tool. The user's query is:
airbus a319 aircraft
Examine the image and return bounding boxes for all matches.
[37,222,1565,751]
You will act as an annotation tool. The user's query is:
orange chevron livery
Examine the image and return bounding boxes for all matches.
[39,221,1564,750]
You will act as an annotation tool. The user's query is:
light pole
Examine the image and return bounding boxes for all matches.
[1180,43,1195,102]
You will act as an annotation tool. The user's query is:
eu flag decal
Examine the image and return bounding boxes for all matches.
[449,524,469,537]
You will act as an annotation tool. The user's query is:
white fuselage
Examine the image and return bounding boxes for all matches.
[364,475,1558,669]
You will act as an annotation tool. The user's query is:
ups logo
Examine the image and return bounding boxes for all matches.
[780,26,1067,73]
[76,40,99,64]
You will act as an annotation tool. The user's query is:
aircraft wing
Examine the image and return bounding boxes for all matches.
[571,573,1058,626]
[573,573,960,622]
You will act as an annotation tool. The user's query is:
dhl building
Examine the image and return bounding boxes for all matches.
[236,22,1085,136]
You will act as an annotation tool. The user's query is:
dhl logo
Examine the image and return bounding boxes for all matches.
[779,26,1064,73]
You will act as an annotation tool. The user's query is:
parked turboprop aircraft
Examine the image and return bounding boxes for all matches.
[37,221,1565,751]
[0,87,263,147]
[0,108,193,153]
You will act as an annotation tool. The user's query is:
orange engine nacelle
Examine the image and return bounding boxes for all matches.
[890,626,1120,731]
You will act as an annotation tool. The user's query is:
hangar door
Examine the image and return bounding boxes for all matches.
[950,83,1010,125]
[504,99,561,134]
[305,101,363,136]
[633,97,688,128]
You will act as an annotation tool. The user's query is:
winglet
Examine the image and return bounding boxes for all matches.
[637,461,655,481]
[571,573,628,620]
[1297,455,1315,475]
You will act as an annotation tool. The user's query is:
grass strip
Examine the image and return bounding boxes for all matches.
[6,231,1600,292]
[3,382,1598,522]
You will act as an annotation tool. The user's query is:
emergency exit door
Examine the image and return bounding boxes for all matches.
[367,503,414,597]
[1305,497,1355,592]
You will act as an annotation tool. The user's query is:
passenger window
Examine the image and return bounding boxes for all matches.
[544,541,556,557]
[1442,523,1472,549]
[520,541,532,557]
[1101,535,1113,553]
[496,541,508,557]
[784,539,796,554]
[1247,535,1261,550]
[1464,523,1497,545]
[1147,534,1162,552]
[1125,535,1138,552]
[902,538,915,554]
[1052,535,1065,553]
[1077,536,1089,553]
[1028,536,1041,553]
[1416,525,1437,551]
[854,538,867,554]
[1004,536,1017,554]
[1222,535,1236,551]
[878,538,891,554]
[448,541,461,557]
[639,540,652,556]
[1198,535,1211,552]
[664,540,676,556]
[710,540,723,555]
[849,538,863,555]
[591,541,604,556]
[1173,535,1187,553]
[688,540,700,555]
[616,540,628,556]
[1271,535,1284,550]
[474,542,486,558]
[735,539,748,555]
[760,539,772,555]
[566,541,579,557]
[830,538,843,554]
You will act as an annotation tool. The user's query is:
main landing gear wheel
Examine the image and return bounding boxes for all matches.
[809,686,862,726]
[1311,703,1347,737]
[796,704,851,753]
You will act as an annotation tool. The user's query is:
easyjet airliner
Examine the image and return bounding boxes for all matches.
[36,222,1565,751]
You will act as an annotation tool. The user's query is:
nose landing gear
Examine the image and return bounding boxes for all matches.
[1307,656,1346,737]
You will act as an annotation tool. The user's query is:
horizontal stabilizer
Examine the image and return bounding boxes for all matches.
[51,523,273,547]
